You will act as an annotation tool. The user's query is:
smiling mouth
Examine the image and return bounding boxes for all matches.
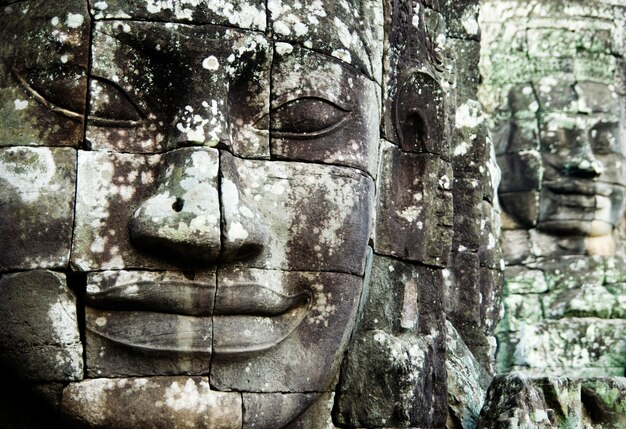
[85,272,311,356]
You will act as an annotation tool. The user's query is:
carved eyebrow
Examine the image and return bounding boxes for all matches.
[12,69,83,121]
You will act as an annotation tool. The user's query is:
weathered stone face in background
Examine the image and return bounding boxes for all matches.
[481,0,626,390]
[0,0,501,428]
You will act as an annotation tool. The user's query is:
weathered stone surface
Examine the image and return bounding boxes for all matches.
[446,321,491,429]
[268,0,384,83]
[84,270,217,378]
[89,0,267,29]
[85,307,212,377]
[497,255,626,375]
[211,269,363,392]
[334,255,447,428]
[85,270,216,316]
[478,374,626,429]
[395,71,447,157]
[0,147,76,270]
[242,392,318,429]
[62,377,242,429]
[0,271,82,382]
[334,329,446,428]
[72,148,219,270]
[443,0,480,40]
[451,178,482,253]
[87,21,271,157]
[374,141,453,267]
[0,0,89,148]
[500,229,532,265]
[507,318,626,377]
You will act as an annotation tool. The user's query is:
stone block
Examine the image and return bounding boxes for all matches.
[85,307,212,378]
[0,147,76,270]
[446,321,491,429]
[504,267,548,295]
[72,148,219,270]
[219,153,374,274]
[62,376,242,429]
[452,178,482,253]
[497,150,542,193]
[0,270,82,382]
[500,229,532,265]
[334,329,446,428]
[478,374,626,429]
[499,191,540,228]
[242,392,318,429]
[374,143,453,267]
[335,255,447,428]
[443,0,480,40]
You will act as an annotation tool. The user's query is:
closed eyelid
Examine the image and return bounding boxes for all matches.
[268,96,351,138]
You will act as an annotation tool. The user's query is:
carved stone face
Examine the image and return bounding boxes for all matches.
[499,79,626,239]
[0,1,381,427]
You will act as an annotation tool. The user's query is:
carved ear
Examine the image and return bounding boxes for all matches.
[394,72,445,154]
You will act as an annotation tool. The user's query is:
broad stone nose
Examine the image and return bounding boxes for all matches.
[564,143,604,179]
[129,147,221,266]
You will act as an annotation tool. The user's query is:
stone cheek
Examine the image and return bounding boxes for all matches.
[220,153,374,274]
[0,271,83,382]
[0,147,76,270]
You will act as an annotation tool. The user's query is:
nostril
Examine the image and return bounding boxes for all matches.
[172,198,185,212]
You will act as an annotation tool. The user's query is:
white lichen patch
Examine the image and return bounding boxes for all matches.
[162,378,217,412]
[13,99,28,110]
[456,100,485,129]
[202,55,219,71]
[307,283,336,327]
[66,12,84,28]
[0,147,57,203]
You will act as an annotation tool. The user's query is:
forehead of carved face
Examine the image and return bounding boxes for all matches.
[0,1,382,427]
[498,79,626,237]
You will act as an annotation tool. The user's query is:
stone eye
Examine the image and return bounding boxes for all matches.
[270,97,349,136]
[591,123,618,154]
[88,77,144,126]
